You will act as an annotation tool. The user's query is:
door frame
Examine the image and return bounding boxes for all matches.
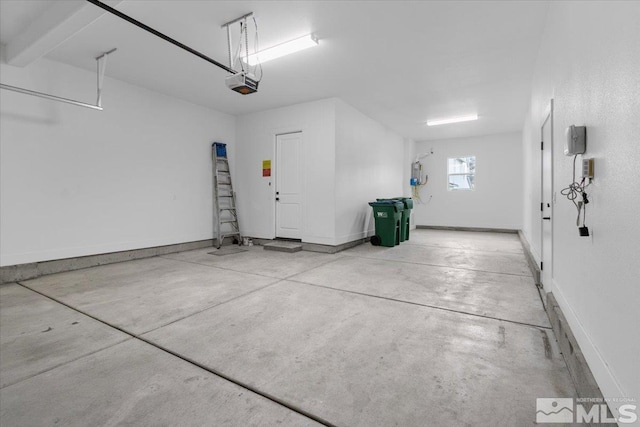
[540,99,554,291]
[274,130,304,239]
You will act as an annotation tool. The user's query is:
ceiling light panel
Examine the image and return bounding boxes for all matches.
[245,34,318,66]
[426,114,478,126]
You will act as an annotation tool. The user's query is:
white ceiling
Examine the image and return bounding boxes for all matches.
[0,0,549,141]
[0,1,52,42]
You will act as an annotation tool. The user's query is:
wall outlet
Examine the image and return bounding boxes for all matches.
[582,158,594,179]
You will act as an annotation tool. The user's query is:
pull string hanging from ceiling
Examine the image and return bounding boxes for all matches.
[226,14,250,73]
[227,16,263,81]
[251,17,263,81]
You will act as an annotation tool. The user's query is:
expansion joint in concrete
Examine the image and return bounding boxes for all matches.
[13,282,335,427]
[289,279,552,331]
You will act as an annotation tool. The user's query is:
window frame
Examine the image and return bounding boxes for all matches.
[447,155,476,191]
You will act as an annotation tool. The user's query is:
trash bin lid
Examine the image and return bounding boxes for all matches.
[369,200,404,210]
[388,197,413,209]
[374,199,403,207]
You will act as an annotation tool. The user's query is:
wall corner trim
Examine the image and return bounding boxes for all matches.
[518,230,541,285]
[0,239,217,284]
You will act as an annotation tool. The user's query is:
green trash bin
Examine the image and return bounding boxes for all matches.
[368,200,403,247]
[377,197,413,242]
[397,197,413,241]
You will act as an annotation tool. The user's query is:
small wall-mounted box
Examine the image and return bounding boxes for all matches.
[565,125,586,156]
[582,158,594,179]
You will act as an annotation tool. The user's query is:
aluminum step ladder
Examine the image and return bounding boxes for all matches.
[212,142,241,248]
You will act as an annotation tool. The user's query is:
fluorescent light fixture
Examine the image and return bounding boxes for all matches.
[426,114,478,126]
[244,34,318,66]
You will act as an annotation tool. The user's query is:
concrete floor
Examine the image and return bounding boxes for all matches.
[0,230,576,426]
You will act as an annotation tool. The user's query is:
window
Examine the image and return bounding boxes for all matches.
[448,156,475,191]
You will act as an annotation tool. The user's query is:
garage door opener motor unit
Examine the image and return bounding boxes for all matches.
[225,72,258,95]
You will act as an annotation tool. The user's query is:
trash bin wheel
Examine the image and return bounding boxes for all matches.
[370,235,382,246]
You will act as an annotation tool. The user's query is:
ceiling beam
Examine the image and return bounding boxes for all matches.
[4,0,123,67]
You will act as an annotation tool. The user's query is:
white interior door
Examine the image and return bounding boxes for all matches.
[276,132,303,239]
[541,106,553,290]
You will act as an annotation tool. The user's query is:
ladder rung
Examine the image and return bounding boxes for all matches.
[220,232,240,237]
[221,220,238,224]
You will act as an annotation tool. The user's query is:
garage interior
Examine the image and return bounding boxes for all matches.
[0,1,638,426]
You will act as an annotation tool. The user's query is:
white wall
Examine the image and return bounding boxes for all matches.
[0,59,235,266]
[334,99,405,245]
[522,1,640,410]
[521,109,541,260]
[235,98,407,246]
[235,99,336,245]
[404,137,416,229]
[413,132,523,230]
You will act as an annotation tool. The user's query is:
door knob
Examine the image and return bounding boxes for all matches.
[276,197,280,201]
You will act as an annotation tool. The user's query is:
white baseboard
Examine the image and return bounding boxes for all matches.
[0,234,211,267]
[548,279,629,418]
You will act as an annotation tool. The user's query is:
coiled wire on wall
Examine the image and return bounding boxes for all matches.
[561,154,590,227]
